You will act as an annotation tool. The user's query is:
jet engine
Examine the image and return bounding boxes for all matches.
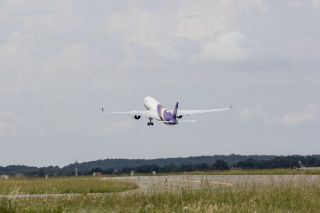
[133,115,141,120]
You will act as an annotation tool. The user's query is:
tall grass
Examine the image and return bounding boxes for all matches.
[0,178,137,194]
[1,176,320,212]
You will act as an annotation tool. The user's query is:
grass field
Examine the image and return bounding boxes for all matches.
[1,175,320,212]
[175,168,320,175]
[0,177,137,195]
[108,168,320,176]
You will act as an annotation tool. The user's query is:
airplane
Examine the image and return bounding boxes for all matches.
[297,161,320,170]
[102,96,232,126]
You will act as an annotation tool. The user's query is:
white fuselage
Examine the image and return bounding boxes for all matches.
[144,96,161,120]
[145,96,172,121]
[143,96,178,124]
[144,96,159,111]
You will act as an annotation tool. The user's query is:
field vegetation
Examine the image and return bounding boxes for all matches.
[105,168,320,176]
[174,168,320,175]
[0,176,320,212]
[0,177,137,195]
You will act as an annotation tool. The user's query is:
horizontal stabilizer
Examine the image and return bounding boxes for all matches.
[179,120,197,123]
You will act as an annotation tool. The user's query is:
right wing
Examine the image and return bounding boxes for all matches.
[177,105,232,116]
[102,107,156,119]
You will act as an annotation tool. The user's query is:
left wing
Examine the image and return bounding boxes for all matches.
[177,105,232,116]
[102,107,157,119]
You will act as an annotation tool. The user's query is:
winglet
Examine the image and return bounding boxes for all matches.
[229,105,233,109]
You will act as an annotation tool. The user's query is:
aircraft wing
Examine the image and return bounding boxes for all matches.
[102,108,156,118]
[177,105,232,116]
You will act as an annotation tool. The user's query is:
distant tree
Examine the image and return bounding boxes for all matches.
[194,163,209,171]
[121,167,134,174]
[234,159,260,169]
[136,164,151,173]
[149,164,160,173]
[306,156,320,167]
[103,168,115,174]
[264,156,305,169]
[87,167,103,175]
[160,164,178,173]
[179,164,194,172]
[212,160,230,170]
[37,168,45,177]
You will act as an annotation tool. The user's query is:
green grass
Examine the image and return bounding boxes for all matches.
[0,177,137,195]
[1,176,320,212]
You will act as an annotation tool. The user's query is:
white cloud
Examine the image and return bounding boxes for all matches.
[41,43,104,85]
[105,1,265,62]
[286,0,305,8]
[202,31,259,62]
[274,103,320,127]
[286,0,320,8]
[312,0,320,8]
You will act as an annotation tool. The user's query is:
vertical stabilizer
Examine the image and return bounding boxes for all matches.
[173,102,179,118]
[298,161,305,168]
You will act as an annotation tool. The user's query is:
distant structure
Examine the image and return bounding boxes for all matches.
[298,161,305,169]
[130,171,135,176]
[297,161,320,170]
[0,175,9,180]
[15,174,23,178]
[152,171,157,175]
[93,172,102,177]
[75,161,79,177]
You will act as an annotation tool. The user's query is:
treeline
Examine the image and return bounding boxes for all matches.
[1,155,320,177]
[82,156,320,175]
[62,154,275,173]
[85,159,230,175]
[234,156,320,169]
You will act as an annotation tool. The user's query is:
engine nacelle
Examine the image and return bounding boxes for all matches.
[177,115,183,119]
[133,115,141,120]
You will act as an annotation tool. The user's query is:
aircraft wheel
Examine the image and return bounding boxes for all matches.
[151,123,154,126]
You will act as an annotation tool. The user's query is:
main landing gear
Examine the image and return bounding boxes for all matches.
[147,118,154,126]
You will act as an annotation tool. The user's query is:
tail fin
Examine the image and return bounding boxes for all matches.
[298,161,305,168]
[173,102,179,118]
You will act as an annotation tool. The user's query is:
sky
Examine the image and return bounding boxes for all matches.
[0,0,320,167]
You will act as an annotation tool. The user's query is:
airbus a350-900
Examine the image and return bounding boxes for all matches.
[102,96,232,126]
